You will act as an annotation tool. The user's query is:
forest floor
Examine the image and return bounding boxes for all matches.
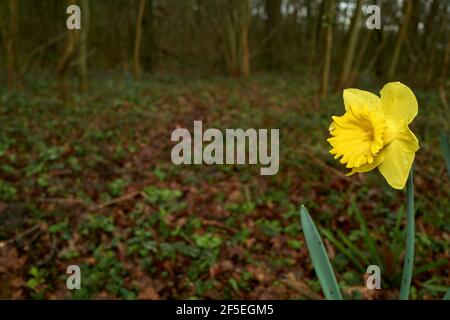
[0,74,448,299]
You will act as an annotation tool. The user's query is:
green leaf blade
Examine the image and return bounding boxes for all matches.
[300,205,343,300]
[439,132,450,178]
[351,201,383,269]
[443,289,450,300]
[320,227,365,273]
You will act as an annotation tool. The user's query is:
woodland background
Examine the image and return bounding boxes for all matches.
[0,0,449,300]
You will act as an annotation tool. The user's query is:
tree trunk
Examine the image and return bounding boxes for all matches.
[409,0,421,41]
[265,0,281,70]
[424,1,448,88]
[387,0,413,80]
[423,0,439,48]
[144,0,154,72]
[240,0,251,78]
[79,0,89,93]
[338,0,363,88]
[223,0,251,78]
[224,8,238,76]
[57,0,79,104]
[307,0,323,77]
[350,30,372,85]
[321,0,335,98]
[0,0,19,92]
[439,39,450,111]
[133,0,146,81]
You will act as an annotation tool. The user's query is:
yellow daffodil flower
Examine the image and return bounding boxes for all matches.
[328,82,419,189]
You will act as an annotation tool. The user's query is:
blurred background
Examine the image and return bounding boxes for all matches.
[0,0,449,299]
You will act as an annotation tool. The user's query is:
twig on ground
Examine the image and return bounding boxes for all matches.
[1,224,42,247]
[38,191,143,211]
[38,198,89,206]
[200,219,236,233]
[93,191,143,210]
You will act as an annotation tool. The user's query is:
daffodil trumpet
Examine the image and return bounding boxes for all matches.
[328,82,419,189]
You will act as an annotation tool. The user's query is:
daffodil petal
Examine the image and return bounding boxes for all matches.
[346,153,384,176]
[378,127,419,189]
[380,82,418,124]
[343,88,381,114]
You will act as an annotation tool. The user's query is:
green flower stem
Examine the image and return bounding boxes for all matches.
[399,170,415,300]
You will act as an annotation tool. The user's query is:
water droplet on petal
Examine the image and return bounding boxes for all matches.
[403,159,408,166]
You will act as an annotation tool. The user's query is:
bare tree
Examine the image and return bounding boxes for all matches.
[240,0,251,78]
[144,0,155,72]
[307,0,324,77]
[387,0,413,80]
[338,0,363,88]
[220,0,251,78]
[134,0,146,81]
[79,0,89,92]
[0,0,19,92]
[265,0,281,70]
[321,0,335,98]
[57,0,80,104]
